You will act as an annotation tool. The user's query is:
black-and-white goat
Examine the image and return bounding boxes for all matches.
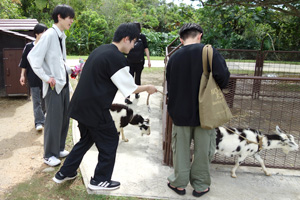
[215,126,299,178]
[110,103,150,142]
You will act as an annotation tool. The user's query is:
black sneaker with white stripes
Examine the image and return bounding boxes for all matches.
[88,179,120,191]
[52,171,77,184]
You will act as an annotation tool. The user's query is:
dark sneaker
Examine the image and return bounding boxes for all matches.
[135,93,140,99]
[52,171,77,184]
[88,179,120,191]
[125,98,132,104]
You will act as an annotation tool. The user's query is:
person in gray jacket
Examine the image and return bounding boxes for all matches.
[28,4,75,167]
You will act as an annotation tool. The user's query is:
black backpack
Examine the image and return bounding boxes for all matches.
[127,37,145,63]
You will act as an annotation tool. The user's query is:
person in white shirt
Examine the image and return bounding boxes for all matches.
[27,4,75,167]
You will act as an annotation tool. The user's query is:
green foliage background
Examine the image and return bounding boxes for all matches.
[1,0,299,55]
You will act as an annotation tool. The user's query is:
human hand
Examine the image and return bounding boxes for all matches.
[147,85,157,94]
[47,77,56,90]
[148,61,151,68]
[20,76,25,86]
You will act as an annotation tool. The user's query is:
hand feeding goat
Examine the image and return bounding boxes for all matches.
[110,103,150,142]
[215,126,299,178]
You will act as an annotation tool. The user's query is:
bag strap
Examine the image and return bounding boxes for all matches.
[202,44,213,76]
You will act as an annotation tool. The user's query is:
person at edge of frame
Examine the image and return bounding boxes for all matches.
[125,22,151,104]
[19,23,48,132]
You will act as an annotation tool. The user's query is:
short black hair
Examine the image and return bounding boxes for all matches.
[113,23,140,43]
[52,4,75,23]
[134,22,141,33]
[179,23,203,41]
[33,23,48,38]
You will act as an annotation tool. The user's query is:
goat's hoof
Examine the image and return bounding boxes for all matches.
[124,139,129,142]
[231,174,237,178]
[265,173,271,176]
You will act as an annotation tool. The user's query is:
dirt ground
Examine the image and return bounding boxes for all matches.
[0,96,44,198]
[0,68,165,198]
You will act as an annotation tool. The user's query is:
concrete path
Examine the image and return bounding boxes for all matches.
[71,87,300,200]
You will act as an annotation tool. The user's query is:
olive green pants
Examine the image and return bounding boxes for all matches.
[167,125,216,192]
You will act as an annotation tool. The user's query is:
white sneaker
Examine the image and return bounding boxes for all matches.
[36,124,43,131]
[44,156,61,166]
[59,150,69,158]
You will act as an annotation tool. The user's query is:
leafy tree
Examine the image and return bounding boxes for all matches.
[66,9,108,55]
[199,0,300,18]
[0,0,22,18]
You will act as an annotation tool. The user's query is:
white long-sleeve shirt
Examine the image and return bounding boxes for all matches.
[27,24,72,98]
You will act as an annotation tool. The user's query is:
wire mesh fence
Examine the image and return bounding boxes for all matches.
[218,76,300,169]
[163,43,300,169]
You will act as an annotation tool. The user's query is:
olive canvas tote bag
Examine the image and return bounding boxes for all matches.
[198,44,232,129]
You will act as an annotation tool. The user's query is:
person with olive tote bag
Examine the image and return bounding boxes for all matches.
[199,44,233,129]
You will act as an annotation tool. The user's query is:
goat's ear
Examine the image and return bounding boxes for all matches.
[276,126,282,135]
[288,134,295,141]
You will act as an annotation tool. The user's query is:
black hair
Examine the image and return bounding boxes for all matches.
[52,4,75,23]
[134,22,141,33]
[33,23,48,38]
[179,23,203,41]
[113,23,140,43]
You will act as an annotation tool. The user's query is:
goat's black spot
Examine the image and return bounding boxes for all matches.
[231,154,234,157]
[236,146,241,152]
[239,161,242,165]
[239,132,247,142]
[227,128,236,135]
[267,141,271,146]
[247,149,250,151]
[256,135,260,143]
[250,150,253,152]
[265,134,281,141]
[239,155,242,157]
[215,128,223,146]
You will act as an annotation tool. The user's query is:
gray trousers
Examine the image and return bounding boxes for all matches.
[44,86,70,158]
[167,125,216,192]
[30,87,45,126]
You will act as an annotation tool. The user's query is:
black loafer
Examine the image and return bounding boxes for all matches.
[167,183,186,195]
[192,187,210,197]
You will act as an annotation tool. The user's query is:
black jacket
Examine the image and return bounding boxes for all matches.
[166,43,230,126]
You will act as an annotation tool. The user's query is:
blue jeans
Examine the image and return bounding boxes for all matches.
[31,87,45,126]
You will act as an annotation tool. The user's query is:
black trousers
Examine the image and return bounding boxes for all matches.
[60,116,119,182]
[129,62,144,86]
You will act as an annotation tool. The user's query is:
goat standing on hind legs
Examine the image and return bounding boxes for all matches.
[110,104,150,142]
[215,126,299,178]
